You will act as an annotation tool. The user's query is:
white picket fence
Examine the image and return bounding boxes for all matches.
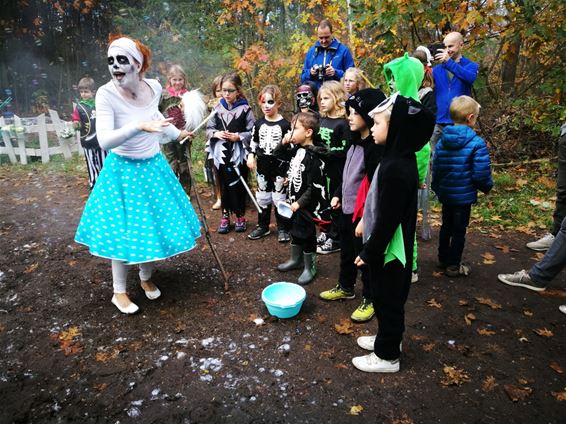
[0,109,82,165]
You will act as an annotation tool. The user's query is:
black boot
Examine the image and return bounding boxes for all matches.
[297,252,317,285]
[248,204,271,240]
[277,244,303,271]
[275,208,291,243]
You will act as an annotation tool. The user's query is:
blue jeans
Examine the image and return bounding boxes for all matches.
[552,133,566,234]
[438,204,471,266]
[529,216,566,285]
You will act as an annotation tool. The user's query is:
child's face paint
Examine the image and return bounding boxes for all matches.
[221,82,239,105]
[343,73,358,94]
[260,92,278,118]
[107,49,139,89]
[348,109,365,132]
[169,75,186,92]
[79,89,94,100]
[371,113,389,144]
[319,92,335,114]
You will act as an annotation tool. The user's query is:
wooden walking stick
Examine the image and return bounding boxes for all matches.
[185,142,230,291]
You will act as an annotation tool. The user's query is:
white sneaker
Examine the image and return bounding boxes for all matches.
[357,336,403,352]
[352,352,400,373]
[411,272,419,283]
[526,233,554,251]
[497,269,546,292]
[559,305,566,315]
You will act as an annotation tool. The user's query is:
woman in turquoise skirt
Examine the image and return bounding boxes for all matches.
[75,35,200,314]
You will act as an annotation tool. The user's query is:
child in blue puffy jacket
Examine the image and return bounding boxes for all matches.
[432,95,493,277]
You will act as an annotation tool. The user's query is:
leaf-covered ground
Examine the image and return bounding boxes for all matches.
[0,167,564,423]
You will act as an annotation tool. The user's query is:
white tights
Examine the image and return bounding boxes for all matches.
[111,260,154,293]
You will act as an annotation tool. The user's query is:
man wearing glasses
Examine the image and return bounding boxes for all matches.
[300,19,355,90]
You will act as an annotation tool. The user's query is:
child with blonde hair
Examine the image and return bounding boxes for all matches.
[342,67,367,97]
[206,75,224,210]
[317,80,349,254]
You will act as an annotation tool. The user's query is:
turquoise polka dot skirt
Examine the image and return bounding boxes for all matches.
[75,152,201,264]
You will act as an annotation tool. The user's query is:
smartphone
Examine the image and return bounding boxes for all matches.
[429,43,445,57]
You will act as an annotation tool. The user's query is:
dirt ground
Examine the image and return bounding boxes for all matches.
[0,167,564,423]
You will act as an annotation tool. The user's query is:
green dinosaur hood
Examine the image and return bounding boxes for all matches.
[383,52,424,101]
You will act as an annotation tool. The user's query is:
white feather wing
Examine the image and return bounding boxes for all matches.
[181,90,207,131]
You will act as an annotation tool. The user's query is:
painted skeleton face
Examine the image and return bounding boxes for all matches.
[107,48,140,87]
[295,85,314,110]
[260,92,277,117]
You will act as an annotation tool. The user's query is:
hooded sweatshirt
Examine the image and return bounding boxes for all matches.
[359,95,435,266]
[383,53,431,184]
[431,124,493,205]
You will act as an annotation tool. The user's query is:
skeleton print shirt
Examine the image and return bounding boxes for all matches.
[249,118,291,158]
[274,143,330,219]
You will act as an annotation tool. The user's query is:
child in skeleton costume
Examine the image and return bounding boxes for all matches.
[75,35,200,315]
[275,112,330,285]
[352,94,434,373]
[246,85,292,242]
[206,72,255,234]
[316,81,350,255]
[72,76,107,188]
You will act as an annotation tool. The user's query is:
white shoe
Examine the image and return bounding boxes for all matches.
[411,272,419,283]
[111,295,139,314]
[526,233,554,251]
[559,305,566,315]
[352,352,400,373]
[357,336,403,352]
[141,282,161,300]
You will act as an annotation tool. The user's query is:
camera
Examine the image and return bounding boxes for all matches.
[313,64,329,81]
[429,42,446,58]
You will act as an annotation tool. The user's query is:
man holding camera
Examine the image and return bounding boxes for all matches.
[300,19,355,90]
[431,32,479,143]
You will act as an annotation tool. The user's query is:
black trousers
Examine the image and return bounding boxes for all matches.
[438,203,472,266]
[291,233,316,253]
[218,162,248,216]
[339,213,370,297]
[369,258,412,360]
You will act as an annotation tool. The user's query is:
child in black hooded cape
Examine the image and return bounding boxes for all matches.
[352,94,434,373]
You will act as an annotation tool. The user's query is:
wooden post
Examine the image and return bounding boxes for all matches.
[13,115,27,165]
[49,109,72,159]
[0,116,18,164]
[37,113,50,163]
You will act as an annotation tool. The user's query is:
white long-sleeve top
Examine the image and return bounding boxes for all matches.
[95,79,181,159]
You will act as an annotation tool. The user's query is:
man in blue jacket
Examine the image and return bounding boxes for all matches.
[431,32,479,144]
[300,19,355,90]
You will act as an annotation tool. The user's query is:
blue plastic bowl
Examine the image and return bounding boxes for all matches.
[261,282,306,319]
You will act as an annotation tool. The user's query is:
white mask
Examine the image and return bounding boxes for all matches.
[107,47,140,88]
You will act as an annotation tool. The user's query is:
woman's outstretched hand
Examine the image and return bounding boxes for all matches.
[139,118,174,133]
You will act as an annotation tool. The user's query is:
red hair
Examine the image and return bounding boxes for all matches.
[107,34,152,74]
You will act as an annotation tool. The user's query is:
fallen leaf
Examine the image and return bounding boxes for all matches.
[432,271,443,278]
[335,363,348,369]
[481,252,496,264]
[519,336,529,343]
[334,319,354,335]
[488,233,502,239]
[551,389,566,401]
[304,344,312,351]
[549,362,563,374]
[477,328,496,336]
[24,263,39,273]
[494,244,510,253]
[95,349,119,362]
[482,375,498,392]
[411,335,426,341]
[476,297,502,310]
[515,178,528,187]
[66,259,78,267]
[174,321,187,333]
[538,289,566,299]
[422,342,436,352]
[464,313,476,326]
[392,414,414,424]
[93,383,108,392]
[504,384,532,402]
[350,405,363,416]
[50,326,83,356]
[531,252,545,261]
[523,310,534,317]
[458,300,469,306]
[440,366,471,386]
[517,377,529,385]
[427,298,442,309]
[533,328,554,337]
[248,313,258,322]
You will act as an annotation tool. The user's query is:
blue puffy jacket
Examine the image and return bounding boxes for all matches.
[300,38,355,90]
[432,125,493,205]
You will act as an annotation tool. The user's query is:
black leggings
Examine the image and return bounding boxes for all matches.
[218,162,248,216]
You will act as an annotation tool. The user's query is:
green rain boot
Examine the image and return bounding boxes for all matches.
[277,244,304,271]
[297,252,317,285]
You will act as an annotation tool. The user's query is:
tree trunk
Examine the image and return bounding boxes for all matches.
[501,36,522,94]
